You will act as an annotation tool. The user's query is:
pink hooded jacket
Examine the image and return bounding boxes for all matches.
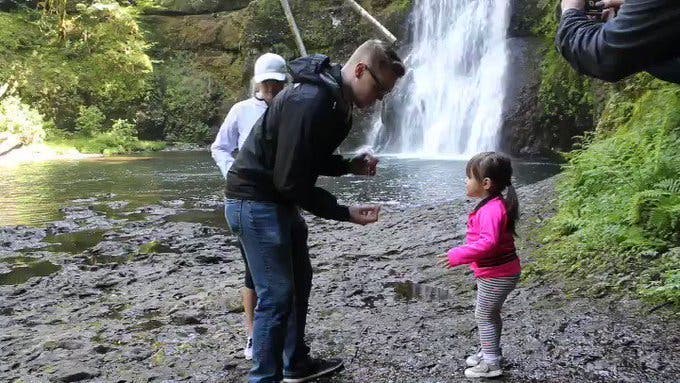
[447,196,521,278]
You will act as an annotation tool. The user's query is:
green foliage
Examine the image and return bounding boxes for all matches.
[0,95,46,144]
[530,82,680,307]
[75,105,106,136]
[4,2,151,132]
[641,249,680,307]
[136,53,223,143]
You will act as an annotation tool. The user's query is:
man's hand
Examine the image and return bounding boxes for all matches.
[561,0,584,13]
[436,253,451,269]
[349,152,379,176]
[599,0,624,10]
[349,205,380,225]
[600,0,624,21]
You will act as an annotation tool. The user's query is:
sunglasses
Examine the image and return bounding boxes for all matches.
[365,65,388,98]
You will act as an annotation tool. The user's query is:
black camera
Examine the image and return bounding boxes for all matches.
[585,0,604,16]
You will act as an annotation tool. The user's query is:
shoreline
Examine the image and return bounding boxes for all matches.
[0,141,203,168]
[0,144,103,167]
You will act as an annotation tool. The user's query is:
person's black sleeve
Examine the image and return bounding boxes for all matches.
[318,154,351,177]
[556,1,680,83]
[272,95,350,222]
[646,58,680,83]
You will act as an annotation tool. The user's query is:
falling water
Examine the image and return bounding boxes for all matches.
[372,0,509,157]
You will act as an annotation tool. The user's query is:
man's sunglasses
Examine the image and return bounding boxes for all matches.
[365,65,388,98]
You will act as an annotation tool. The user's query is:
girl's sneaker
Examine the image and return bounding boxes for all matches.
[244,337,253,360]
[464,360,502,378]
[466,349,504,367]
[465,350,484,367]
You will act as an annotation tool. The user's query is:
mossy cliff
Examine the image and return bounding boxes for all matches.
[518,0,680,307]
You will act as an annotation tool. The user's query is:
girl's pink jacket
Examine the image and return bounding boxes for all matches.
[447,196,521,278]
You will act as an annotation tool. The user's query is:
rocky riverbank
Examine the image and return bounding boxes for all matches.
[1,176,678,382]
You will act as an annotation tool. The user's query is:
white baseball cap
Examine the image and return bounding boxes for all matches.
[253,53,287,83]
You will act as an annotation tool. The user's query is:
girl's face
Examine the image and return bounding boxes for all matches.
[466,175,491,198]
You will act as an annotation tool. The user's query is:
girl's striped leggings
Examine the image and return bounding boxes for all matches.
[475,275,520,358]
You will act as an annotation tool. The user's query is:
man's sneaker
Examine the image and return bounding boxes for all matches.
[283,358,344,383]
[464,360,503,378]
[465,350,484,367]
[243,337,253,360]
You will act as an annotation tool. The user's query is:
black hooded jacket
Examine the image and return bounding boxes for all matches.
[225,54,353,222]
[556,0,680,83]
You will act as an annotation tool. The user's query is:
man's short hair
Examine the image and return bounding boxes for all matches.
[347,39,406,78]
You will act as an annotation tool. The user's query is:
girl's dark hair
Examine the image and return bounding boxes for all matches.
[465,151,519,235]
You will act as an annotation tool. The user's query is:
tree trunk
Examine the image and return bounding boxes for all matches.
[344,0,397,44]
[279,0,307,57]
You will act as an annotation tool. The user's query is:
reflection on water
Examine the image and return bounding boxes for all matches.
[166,209,225,228]
[0,151,561,227]
[316,156,561,207]
[390,280,451,302]
[44,229,106,253]
[0,256,62,285]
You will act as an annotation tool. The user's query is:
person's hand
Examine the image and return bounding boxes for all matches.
[600,0,624,21]
[350,151,379,176]
[349,205,380,225]
[561,0,584,13]
[599,0,624,10]
[436,253,451,269]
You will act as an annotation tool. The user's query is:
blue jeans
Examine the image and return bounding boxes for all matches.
[225,199,312,383]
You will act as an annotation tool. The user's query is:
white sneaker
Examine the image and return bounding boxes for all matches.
[465,350,484,367]
[244,337,253,360]
[466,349,504,367]
[464,360,502,378]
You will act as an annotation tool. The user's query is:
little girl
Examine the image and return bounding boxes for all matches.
[437,151,521,379]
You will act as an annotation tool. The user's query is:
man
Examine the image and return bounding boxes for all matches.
[557,0,680,83]
[211,53,288,360]
[224,40,405,383]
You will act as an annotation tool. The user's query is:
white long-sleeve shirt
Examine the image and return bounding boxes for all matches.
[210,96,268,179]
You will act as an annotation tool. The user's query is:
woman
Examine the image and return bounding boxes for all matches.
[210,52,287,360]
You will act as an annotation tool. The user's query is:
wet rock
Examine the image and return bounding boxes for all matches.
[122,346,154,361]
[500,36,552,157]
[92,345,113,354]
[87,241,137,263]
[0,306,13,315]
[53,365,99,382]
[46,221,80,235]
[42,339,84,351]
[0,227,46,251]
[220,289,244,313]
[60,205,97,220]
[171,310,204,325]
[161,199,185,208]
[94,277,119,289]
[104,201,129,210]
[195,254,223,264]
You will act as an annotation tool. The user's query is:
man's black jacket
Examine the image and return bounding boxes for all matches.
[556,0,680,83]
[225,54,353,222]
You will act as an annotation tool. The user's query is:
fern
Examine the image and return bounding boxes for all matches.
[629,189,669,225]
[656,178,680,194]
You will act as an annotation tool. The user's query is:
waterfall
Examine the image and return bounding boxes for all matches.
[374,0,509,157]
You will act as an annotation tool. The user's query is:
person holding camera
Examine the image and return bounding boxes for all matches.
[557,0,680,83]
